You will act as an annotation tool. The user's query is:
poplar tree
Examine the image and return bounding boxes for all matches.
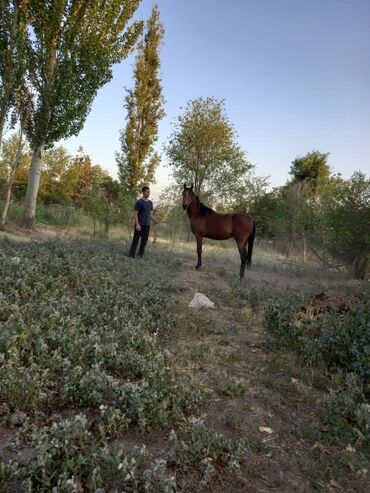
[116,4,165,193]
[20,0,142,228]
[0,0,30,151]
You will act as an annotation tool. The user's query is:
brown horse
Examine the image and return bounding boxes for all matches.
[182,184,256,278]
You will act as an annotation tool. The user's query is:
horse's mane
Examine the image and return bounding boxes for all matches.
[194,195,215,216]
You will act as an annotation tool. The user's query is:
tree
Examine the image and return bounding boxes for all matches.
[20,0,143,228]
[321,172,370,279]
[289,150,330,192]
[39,146,71,204]
[61,148,108,206]
[0,129,28,229]
[157,183,187,245]
[116,4,165,193]
[0,0,30,151]
[165,97,253,207]
[82,176,120,236]
[285,151,331,260]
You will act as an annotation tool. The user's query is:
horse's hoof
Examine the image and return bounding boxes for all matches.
[195,265,201,270]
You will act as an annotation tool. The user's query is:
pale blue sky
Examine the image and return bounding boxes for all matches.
[62,0,370,199]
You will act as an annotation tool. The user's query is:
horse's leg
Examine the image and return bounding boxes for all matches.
[195,234,203,269]
[236,238,247,278]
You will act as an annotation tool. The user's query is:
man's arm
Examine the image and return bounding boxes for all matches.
[133,210,141,230]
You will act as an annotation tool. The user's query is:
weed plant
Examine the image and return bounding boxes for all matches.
[0,239,201,490]
[264,291,370,440]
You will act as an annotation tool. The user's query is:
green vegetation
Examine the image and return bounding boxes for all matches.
[265,292,370,441]
[0,238,254,491]
[117,5,165,193]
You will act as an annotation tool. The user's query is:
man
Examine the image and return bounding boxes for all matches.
[128,186,159,258]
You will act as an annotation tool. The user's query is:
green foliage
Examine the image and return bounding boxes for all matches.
[165,97,253,207]
[25,0,143,148]
[81,176,121,235]
[169,418,245,486]
[38,145,72,203]
[0,238,207,490]
[0,239,199,426]
[15,414,177,492]
[116,4,165,193]
[0,199,89,226]
[289,150,330,192]
[249,188,286,238]
[157,184,188,244]
[231,283,271,309]
[0,0,31,146]
[19,0,142,227]
[265,292,370,437]
[0,130,30,194]
[325,373,370,441]
[320,172,370,278]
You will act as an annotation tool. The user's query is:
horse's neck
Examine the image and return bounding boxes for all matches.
[187,197,200,219]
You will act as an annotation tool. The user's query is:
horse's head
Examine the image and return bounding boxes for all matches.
[182,184,194,210]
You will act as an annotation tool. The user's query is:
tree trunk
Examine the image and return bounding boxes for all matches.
[285,233,293,259]
[20,143,44,229]
[303,234,307,263]
[353,251,368,280]
[0,108,6,153]
[1,130,25,230]
[1,166,16,230]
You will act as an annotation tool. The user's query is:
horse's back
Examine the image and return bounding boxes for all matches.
[232,213,254,239]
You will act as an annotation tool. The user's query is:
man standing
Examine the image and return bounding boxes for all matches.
[128,186,159,258]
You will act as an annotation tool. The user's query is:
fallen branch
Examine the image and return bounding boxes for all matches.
[308,246,343,271]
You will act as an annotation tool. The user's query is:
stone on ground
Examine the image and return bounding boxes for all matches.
[188,292,215,308]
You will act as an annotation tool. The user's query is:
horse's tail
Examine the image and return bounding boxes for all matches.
[246,221,256,269]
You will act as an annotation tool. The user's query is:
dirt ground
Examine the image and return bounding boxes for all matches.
[164,244,368,492]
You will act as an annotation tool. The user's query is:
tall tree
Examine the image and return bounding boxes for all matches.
[20,0,143,228]
[39,146,71,204]
[288,150,331,260]
[321,172,370,279]
[0,0,30,151]
[0,129,27,229]
[289,150,330,192]
[116,4,165,193]
[61,148,108,206]
[165,97,253,206]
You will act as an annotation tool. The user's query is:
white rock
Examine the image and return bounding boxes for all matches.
[188,293,215,308]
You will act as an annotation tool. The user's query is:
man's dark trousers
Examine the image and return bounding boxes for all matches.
[129,225,150,258]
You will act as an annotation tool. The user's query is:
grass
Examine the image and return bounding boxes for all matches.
[0,229,369,491]
[0,200,91,227]
[0,238,253,492]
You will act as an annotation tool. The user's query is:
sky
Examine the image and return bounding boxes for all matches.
[61,0,370,200]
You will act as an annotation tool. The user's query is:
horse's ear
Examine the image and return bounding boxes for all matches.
[183,183,187,189]
[190,183,194,190]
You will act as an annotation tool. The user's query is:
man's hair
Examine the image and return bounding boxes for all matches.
[142,186,150,193]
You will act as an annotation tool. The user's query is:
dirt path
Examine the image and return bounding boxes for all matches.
[169,251,365,492]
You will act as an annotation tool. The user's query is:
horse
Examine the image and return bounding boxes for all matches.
[182,184,256,278]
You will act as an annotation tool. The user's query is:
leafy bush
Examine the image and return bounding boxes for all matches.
[0,238,202,489]
[17,415,177,492]
[265,292,370,437]
[169,418,245,486]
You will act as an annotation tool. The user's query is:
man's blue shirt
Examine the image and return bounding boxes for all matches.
[134,199,153,226]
